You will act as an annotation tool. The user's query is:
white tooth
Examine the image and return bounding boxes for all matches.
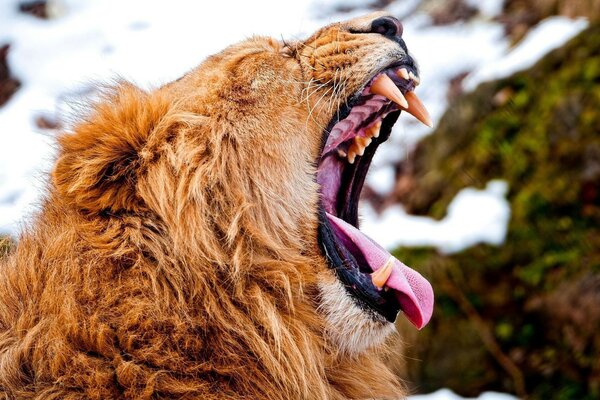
[347,150,356,164]
[348,140,364,158]
[356,136,371,148]
[347,133,374,163]
[397,68,409,80]
[409,71,420,86]
[366,121,382,138]
[370,74,409,108]
[353,139,366,156]
[337,148,347,158]
[371,257,395,289]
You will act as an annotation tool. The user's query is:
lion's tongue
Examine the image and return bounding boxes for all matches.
[326,213,434,329]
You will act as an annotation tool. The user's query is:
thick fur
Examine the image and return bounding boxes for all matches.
[0,13,409,399]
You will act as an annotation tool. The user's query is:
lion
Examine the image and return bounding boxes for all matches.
[0,12,433,399]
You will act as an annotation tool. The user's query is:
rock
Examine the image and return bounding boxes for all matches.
[393,24,600,399]
[499,0,600,43]
[19,1,50,19]
[0,44,21,108]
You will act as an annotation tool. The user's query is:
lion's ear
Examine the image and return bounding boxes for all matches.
[53,84,162,214]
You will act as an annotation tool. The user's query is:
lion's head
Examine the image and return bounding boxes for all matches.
[290,12,435,354]
[49,11,433,397]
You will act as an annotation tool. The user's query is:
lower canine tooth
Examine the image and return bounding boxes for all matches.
[337,149,347,158]
[371,257,395,289]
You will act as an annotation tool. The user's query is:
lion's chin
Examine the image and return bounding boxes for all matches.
[318,276,396,356]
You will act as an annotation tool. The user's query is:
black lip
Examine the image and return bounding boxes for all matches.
[318,208,401,322]
[317,111,402,322]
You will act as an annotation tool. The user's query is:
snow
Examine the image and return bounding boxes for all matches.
[368,165,396,196]
[0,0,323,233]
[361,180,510,254]
[409,388,518,400]
[464,0,506,18]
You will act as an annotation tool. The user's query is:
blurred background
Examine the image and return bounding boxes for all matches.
[0,0,598,399]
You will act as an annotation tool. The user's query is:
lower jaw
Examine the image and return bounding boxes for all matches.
[318,278,397,356]
[317,208,401,322]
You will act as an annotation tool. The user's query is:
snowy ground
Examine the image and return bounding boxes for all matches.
[0,1,589,395]
[362,180,510,253]
[410,389,517,400]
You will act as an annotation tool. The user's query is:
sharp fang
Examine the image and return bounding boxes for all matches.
[404,91,433,128]
[397,68,409,80]
[371,256,395,289]
[409,71,420,86]
[370,74,409,108]
[337,148,347,158]
[366,121,382,138]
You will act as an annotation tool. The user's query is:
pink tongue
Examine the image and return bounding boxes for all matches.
[326,213,434,329]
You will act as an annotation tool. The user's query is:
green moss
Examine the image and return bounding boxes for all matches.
[395,25,600,399]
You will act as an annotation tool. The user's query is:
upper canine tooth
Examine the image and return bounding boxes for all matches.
[397,68,409,80]
[404,91,433,128]
[370,74,409,108]
[408,71,420,86]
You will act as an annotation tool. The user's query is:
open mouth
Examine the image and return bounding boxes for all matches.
[317,64,434,327]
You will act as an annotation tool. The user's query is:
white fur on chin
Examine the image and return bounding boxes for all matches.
[318,277,396,356]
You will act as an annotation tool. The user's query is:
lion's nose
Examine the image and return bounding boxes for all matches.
[369,16,403,39]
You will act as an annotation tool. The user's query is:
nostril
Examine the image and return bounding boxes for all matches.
[370,16,403,38]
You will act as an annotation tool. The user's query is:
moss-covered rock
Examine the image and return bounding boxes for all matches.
[502,0,600,43]
[393,24,600,399]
